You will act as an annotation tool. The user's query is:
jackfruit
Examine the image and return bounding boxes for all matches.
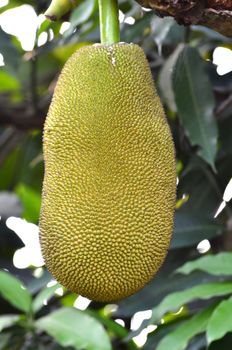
[39,43,176,302]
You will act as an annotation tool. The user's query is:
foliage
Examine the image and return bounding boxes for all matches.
[0,0,232,349]
[0,271,114,349]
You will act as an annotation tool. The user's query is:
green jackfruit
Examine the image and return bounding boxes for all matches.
[39,43,176,302]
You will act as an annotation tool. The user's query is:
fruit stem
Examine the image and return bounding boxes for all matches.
[98,0,120,44]
[45,0,78,21]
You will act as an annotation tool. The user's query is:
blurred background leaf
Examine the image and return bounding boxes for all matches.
[173,46,218,169]
[0,270,31,313]
[36,308,112,350]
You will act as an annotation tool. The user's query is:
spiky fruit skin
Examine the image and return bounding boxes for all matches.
[39,43,176,302]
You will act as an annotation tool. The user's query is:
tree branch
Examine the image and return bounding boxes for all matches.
[0,96,51,130]
[0,108,46,130]
[137,0,232,37]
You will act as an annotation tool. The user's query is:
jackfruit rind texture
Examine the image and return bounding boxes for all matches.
[39,43,176,302]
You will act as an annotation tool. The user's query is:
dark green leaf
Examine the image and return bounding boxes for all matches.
[208,333,232,350]
[27,270,52,294]
[0,270,32,313]
[159,44,184,112]
[152,17,175,48]
[219,117,232,156]
[0,315,20,331]
[33,283,61,313]
[87,310,136,349]
[0,333,11,348]
[173,46,218,168]
[90,313,128,339]
[192,25,230,40]
[15,183,41,223]
[176,252,232,276]
[144,321,180,350]
[177,156,221,216]
[207,296,232,344]
[157,305,215,350]
[187,335,207,350]
[0,26,20,70]
[172,211,223,249]
[65,0,97,36]
[36,308,112,350]
[121,14,152,43]
[151,282,232,324]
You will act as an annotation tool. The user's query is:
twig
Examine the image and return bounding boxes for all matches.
[0,109,46,129]
[0,129,25,166]
[30,56,38,113]
[215,93,232,119]
[0,94,51,130]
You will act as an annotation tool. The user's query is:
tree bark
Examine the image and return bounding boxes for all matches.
[137,0,232,37]
[0,95,50,130]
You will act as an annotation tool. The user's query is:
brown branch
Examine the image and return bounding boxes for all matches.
[137,0,232,37]
[216,93,232,119]
[0,95,51,130]
[0,110,46,130]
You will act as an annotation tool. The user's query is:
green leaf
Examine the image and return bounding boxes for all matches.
[0,26,20,70]
[0,146,22,190]
[207,296,232,344]
[177,156,221,216]
[0,315,20,331]
[0,70,20,92]
[159,44,184,112]
[151,282,232,324]
[65,0,97,37]
[36,19,51,39]
[0,333,11,348]
[33,283,61,313]
[0,0,34,14]
[176,252,232,276]
[172,211,223,249]
[51,42,88,65]
[152,17,175,47]
[36,308,112,350]
[15,183,41,223]
[0,270,32,313]
[61,293,77,307]
[173,46,218,169]
[220,117,232,156]
[27,270,52,294]
[157,305,216,350]
[88,311,130,340]
[121,14,152,43]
